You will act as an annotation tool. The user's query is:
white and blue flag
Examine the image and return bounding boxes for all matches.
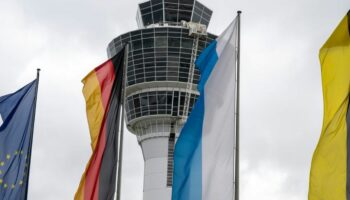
[172,17,238,200]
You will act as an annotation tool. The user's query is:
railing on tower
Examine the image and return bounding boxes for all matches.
[180,21,207,123]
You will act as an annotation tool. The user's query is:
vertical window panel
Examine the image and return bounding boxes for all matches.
[153,10,164,23]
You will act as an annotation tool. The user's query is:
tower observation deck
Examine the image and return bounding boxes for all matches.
[107,1,216,199]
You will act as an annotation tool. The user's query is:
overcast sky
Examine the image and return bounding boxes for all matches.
[0,0,349,199]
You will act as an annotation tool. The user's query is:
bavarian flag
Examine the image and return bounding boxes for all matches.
[75,47,125,200]
[0,79,38,200]
[309,11,350,200]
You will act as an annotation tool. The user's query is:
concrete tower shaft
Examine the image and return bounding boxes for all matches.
[107,1,216,199]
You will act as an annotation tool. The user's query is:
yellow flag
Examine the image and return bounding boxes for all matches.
[309,11,350,200]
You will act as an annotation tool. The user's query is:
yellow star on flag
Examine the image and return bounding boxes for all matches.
[19,180,23,185]
[0,162,4,166]
[4,183,7,188]
[6,154,10,160]
[0,179,2,184]
[11,184,15,189]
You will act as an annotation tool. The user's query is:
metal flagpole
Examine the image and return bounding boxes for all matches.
[235,11,241,200]
[25,68,40,199]
[116,45,129,200]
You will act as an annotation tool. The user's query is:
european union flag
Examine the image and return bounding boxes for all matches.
[0,80,38,200]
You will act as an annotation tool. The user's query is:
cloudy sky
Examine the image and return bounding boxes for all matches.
[0,0,349,199]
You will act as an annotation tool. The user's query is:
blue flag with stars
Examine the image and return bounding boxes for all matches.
[0,80,38,200]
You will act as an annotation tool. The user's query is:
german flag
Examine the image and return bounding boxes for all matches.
[75,47,125,200]
[309,11,350,200]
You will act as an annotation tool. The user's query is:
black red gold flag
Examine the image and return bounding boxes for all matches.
[75,47,124,200]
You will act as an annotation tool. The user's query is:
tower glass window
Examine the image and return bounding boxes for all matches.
[108,27,216,88]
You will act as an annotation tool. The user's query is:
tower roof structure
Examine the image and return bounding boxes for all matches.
[136,0,213,28]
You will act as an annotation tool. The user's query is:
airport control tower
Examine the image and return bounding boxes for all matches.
[107,1,216,199]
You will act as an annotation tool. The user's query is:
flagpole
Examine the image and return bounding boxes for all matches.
[116,45,129,200]
[235,11,241,200]
[25,68,40,199]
